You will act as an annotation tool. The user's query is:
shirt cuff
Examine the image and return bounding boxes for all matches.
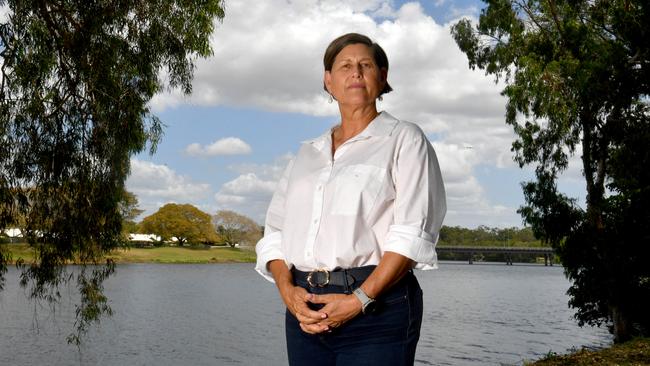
[383,224,439,270]
[254,231,285,282]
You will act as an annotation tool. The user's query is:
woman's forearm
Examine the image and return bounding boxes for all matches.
[360,251,414,299]
[268,259,294,298]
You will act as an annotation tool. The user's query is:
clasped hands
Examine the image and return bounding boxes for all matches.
[284,285,362,334]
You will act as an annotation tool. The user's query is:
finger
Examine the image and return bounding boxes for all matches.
[318,304,337,319]
[316,319,339,330]
[309,293,336,304]
[300,322,328,334]
[295,301,328,321]
[303,292,314,302]
[296,311,325,324]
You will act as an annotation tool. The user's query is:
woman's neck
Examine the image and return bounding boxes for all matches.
[337,104,379,140]
[331,104,379,157]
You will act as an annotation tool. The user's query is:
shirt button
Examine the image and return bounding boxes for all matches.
[317,185,322,191]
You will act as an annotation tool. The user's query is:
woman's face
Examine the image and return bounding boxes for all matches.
[325,43,387,108]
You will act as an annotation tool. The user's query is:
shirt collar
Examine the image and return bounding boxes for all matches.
[303,111,399,152]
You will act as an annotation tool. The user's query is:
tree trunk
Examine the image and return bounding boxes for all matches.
[611,305,633,343]
[581,109,606,229]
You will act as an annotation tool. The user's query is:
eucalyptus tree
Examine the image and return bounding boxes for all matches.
[120,191,143,234]
[140,203,218,246]
[451,0,649,342]
[212,210,262,247]
[0,0,224,343]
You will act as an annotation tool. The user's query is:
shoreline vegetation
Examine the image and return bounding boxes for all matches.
[3,243,555,265]
[3,244,256,264]
[527,337,650,365]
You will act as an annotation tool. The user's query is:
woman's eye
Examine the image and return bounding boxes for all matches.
[341,64,351,69]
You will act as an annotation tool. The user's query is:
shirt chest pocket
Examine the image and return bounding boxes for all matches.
[330,164,387,216]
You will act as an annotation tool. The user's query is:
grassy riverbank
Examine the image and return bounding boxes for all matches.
[2,244,256,264]
[527,338,650,365]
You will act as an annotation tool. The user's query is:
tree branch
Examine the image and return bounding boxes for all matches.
[513,0,548,34]
[547,0,563,36]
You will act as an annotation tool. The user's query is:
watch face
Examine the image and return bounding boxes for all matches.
[364,300,379,314]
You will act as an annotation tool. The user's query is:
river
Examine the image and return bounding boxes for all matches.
[0,262,610,365]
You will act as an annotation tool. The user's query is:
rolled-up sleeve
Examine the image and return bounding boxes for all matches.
[255,159,294,282]
[383,127,446,270]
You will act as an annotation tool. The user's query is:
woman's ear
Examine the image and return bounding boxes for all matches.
[380,68,388,87]
[324,71,332,94]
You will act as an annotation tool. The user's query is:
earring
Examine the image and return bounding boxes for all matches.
[328,94,334,103]
[378,95,383,102]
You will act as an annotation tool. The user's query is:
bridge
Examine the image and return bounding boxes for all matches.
[436,246,555,266]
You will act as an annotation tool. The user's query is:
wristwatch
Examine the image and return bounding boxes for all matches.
[353,287,377,314]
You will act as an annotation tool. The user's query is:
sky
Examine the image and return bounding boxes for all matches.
[3,1,586,228]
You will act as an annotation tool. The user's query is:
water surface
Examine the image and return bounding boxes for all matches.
[0,263,610,365]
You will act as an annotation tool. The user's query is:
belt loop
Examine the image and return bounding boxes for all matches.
[342,268,351,294]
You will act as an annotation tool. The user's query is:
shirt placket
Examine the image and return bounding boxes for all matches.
[303,165,331,268]
[304,135,370,269]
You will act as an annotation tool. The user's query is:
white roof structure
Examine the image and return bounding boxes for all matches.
[128,233,161,242]
[2,228,23,237]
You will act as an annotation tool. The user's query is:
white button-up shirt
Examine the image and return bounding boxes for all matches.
[255,111,446,282]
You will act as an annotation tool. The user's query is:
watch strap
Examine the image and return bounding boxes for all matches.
[353,287,375,314]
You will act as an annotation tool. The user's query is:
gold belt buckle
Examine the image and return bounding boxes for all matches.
[307,268,330,287]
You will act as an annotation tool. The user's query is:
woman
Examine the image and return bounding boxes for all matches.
[255,33,446,366]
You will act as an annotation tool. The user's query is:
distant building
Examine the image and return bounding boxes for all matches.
[2,228,24,243]
[3,228,23,238]
[128,233,161,247]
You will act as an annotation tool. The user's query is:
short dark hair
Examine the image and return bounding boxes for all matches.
[323,33,393,96]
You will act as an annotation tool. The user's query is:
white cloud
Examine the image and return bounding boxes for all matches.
[150,1,500,116]
[216,173,277,199]
[184,137,252,157]
[433,142,476,184]
[213,154,294,222]
[126,159,214,217]
[0,4,10,23]
[432,141,522,227]
[215,174,279,222]
[228,153,294,181]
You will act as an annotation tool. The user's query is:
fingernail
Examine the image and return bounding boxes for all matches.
[321,313,327,319]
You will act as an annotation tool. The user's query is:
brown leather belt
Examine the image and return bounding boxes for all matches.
[292,265,376,288]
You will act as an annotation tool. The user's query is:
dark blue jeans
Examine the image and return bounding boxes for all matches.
[286,271,423,366]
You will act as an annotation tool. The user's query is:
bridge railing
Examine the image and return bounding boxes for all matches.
[436,246,555,265]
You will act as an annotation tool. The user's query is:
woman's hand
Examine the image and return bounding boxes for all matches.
[307,293,363,331]
[268,260,329,334]
[298,252,415,334]
[281,285,329,332]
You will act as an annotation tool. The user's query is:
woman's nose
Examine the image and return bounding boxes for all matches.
[351,64,363,77]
